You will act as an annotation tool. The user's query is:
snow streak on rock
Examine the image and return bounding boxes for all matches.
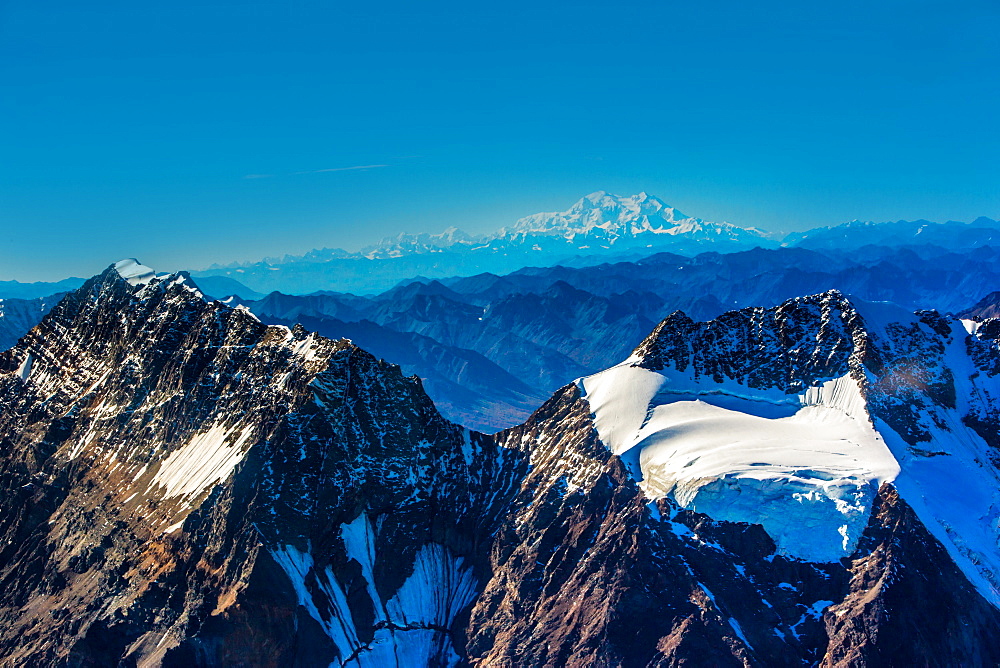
[151,424,256,500]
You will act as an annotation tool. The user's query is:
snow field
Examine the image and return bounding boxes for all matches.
[582,365,899,562]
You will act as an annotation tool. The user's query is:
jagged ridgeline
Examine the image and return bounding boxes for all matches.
[1,260,999,666]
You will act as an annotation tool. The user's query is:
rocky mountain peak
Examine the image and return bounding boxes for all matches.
[632,288,864,392]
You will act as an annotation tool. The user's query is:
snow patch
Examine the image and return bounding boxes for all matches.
[348,628,464,667]
[163,520,185,534]
[16,353,33,382]
[385,543,478,629]
[150,423,255,499]
[271,544,360,659]
[341,514,386,623]
[273,539,475,667]
[113,259,158,286]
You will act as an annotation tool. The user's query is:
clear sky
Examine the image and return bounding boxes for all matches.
[2,0,998,281]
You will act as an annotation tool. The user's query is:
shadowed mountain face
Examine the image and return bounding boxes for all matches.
[237,244,1000,430]
[961,291,1000,321]
[1,264,999,666]
[0,294,66,351]
[7,244,1000,432]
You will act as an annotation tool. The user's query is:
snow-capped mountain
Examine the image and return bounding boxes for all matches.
[591,291,1000,603]
[364,191,769,257]
[194,192,773,294]
[502,190,766,245]
[1,261,999,665]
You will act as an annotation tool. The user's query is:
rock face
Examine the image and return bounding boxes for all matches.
[0,263,526,666]
[1,264,999,666]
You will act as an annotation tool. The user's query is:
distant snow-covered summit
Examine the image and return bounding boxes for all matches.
[362,226,477,259]
[189,191,996,295]
[504,191,766,244]
[361,191,770,260]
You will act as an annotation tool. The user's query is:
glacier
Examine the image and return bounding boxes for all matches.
[581,365,899,562]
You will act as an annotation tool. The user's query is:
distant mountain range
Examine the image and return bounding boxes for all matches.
[0,277,86,300]
[229,244,1000,429]
[0,293,68,350]
[188,191,999,295]
[191,191,773,294]
[786,216,1000,250]
[3,192,997,299]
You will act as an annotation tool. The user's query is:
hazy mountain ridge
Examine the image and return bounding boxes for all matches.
[786,216,1000,250]
[188,192,998,295]
[190,192,773,294]
[0,293,67,351]
[0,278,85,300]
[7,193,995,300]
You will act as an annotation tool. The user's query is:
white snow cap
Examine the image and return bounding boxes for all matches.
[113,259,158,286]
[582,364,898,563]
[111,260,208,301]
[506,191,761,242]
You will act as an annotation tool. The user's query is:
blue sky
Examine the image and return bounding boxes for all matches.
[2,0,998,280]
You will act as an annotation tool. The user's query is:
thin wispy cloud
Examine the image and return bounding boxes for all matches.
[243,164,389,180]
[296,164,388,174]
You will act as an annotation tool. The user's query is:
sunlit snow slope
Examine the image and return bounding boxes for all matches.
[581,291,1000,607]
[582,366,898,562]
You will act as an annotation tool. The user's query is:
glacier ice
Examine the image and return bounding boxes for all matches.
[581,364,899,562]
